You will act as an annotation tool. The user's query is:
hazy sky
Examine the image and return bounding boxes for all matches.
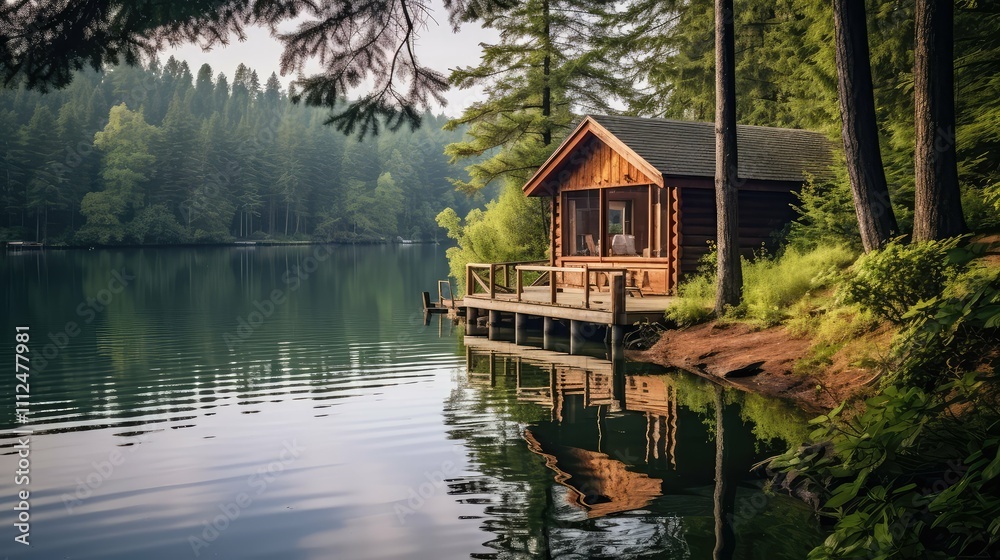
[160,6,496,118]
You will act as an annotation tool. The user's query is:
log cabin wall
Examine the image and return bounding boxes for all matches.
[676,183,800,276]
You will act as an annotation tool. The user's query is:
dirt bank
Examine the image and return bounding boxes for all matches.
[630,321,883,413]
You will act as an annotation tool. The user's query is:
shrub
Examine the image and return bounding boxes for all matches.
[665,247,716,326]
[889,259,1000,388]
[767,375,1000,560]
[841,237,966,324]
[740,245,857,327]
[437,181,548,294]
[786,170,863,252]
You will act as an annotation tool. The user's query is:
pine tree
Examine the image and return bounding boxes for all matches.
[0,109,26,230]
[444,0,628,193]
[191,64,216,119]
[21,105,66,241]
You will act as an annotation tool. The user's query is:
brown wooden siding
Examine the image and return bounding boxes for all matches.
[558,139,655,192]
[677,185,799,276]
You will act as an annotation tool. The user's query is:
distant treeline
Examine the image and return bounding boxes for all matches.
[0,57,489,245]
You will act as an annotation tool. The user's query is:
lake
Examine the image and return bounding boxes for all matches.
[1,245,823,559]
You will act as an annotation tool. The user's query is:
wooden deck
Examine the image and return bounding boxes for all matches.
[464,285,672,325]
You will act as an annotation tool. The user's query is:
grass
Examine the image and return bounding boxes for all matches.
[666,244,858,328]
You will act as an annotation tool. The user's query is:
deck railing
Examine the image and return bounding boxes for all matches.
[466,261,548,299]
[466,261,629,317]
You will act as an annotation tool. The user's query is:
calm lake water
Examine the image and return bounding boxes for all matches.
[1,245,823,559]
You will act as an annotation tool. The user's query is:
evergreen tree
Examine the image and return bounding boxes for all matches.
[0,109,25,231]
[191,63,216,119]
[0,56,488,244]
[444,0,627,193]
[21,105,66,241]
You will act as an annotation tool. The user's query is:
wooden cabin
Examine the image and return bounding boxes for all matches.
[522,115,834,295]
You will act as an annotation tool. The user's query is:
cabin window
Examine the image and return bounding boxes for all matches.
[606,186,649,257]
[564,191,600,256]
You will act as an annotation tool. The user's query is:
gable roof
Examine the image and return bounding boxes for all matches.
[523,115,834,196]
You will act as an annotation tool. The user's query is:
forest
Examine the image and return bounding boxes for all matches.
[2,0,1000,557]
[0,58,487,245]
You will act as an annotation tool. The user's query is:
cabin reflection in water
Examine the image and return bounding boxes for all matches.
[459,337,823,559]
[465,340,682,519]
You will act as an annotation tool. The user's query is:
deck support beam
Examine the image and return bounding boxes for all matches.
[570,320,586,355]
[543,317,557,351]
[611,351,626,412]
[488,310,501,341]
[515,313,529,345]
[466,307,486,337]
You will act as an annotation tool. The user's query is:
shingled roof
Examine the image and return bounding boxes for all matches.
[590,115,833,182]
[523,115,834,195]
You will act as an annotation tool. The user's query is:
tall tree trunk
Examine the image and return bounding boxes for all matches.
[541,0,552,147]
[833,0,899,252]
[913,0,966,241]
[541,0,553,261]
[715,0,742,315]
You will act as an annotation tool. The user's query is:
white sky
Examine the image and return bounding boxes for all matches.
[159,5,496,118]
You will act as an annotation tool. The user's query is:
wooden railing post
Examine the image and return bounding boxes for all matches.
[611,273,625,324]
[516,268,523,302]
[549,270,557,304]
[583,264,591,309]
[466,264,473,297]
[489,264,496,300]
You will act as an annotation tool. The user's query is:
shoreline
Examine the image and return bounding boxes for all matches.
[630,321,881,414]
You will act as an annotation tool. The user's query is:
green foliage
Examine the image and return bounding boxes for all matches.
[444,0,628,193]
[665,245,857,328]
[437,182,548,293]
[76,191,125,244]
[738,246,857,327]
[841,238,966,324]
[767,375,1000,559]
[788,172,862,252]
[1,57,475,244]
[622,319,666,350]
[616,0,999,239]
[126,204,186,244]
[665,273,715,327]
[889,258,1000,388]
